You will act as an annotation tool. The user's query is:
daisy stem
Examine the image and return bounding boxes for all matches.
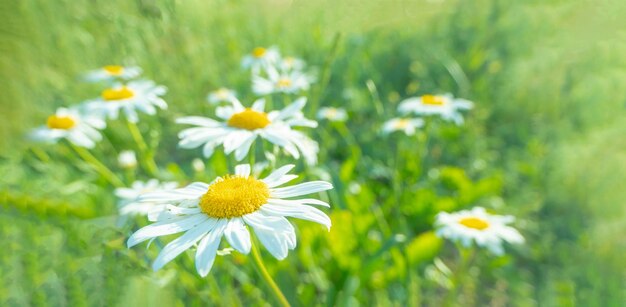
[69,143,124,188]
[310,32,342,112]
[126,121,159,177]
[250,242,291,307]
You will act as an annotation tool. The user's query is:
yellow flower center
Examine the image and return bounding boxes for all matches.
[216,88,230,99]
[252,47,267,58]
[458,217,489,230]
[227,108,271,130]
[46,115,76,130]
[422,95,446,106]
[276,78,292,88]
[199,175,269,218]
[103,65,124,75]
[101,87,135,101]
[394,119,410,129]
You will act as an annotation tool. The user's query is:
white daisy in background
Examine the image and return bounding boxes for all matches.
[118,150,137,169]
[115,179,179,217]
[317,107,348,122]
[435,207,524,255]
[252,66,314,95]
[381,117,424,136]
[127,164,333,276]
[176,97,319,165]
[398,93,473,125]
[279,56,306,72]
[241,46,280,71]
[207,88,237,105]
[84,80,167,123]
[29,107,106,148]
[84,65,142,82]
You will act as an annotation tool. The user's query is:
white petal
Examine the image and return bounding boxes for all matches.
[176,116,221,127]
[270,181,333,198]
[195,219,227,277]
[261,164,295,184]
[152,218,217,271]
[235,164,251,177]
[260,203,331,230]
[223,218,251,254]
[127,214,209,247]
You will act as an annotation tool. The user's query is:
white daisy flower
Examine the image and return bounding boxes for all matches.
[84,65,142,82]
[241,46,280,71]
[435,207,524,255]
[176,97,319,165]
[207,88,237,105]
[84,80,167,123]
[118,150,137,169]
[115,179,179,217]
[29,107,106,148]
[381,117,424,135]
[127,164,333,276]
[279,56,306,72]
[317,107,348,122]
[252,66,313,96]
[398,94,473,125]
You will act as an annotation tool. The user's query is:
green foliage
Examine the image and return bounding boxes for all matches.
[1,0,625,306]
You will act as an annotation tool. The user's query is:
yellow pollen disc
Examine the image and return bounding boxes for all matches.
[103,65,124,75]
[276,78,292,88]
[422,95,446,106]
[252,47,267,58]
[394,119,410,129]
[46,115,76,130]
[459,217,489,230]
[199,175,269,218]
[227,108,271,130]
[101,86,135,101]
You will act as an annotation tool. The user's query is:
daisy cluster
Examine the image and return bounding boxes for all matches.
[26,44,524,284]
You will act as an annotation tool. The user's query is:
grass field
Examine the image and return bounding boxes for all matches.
[1,0,625,306]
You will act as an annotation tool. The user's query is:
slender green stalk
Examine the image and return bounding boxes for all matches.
[250,242,291,307]
[443,246,476,307]
[310,32,342,113]
[126,120,159,176]
[69,143,124,187]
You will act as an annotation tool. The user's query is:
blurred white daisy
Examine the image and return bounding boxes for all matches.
[84,80,167,123]
[279,56,306,72]
[118,150,137,169]
[317,107,348,122]
[435,207,524,255]
[252,66,313,95]
[207,88,237,105]
[382,117,424,135]
[115,179,179,217]
[398,94,473,125]
[177,97,319,165]
[127,164,333,276]
[241,46,280,71]
[84,65,142,82]
[29,107,106,148]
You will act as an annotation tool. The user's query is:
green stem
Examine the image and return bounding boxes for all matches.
[69,143,124,187]
[250,242,291,307]
[126,121,159,176]
[310,32,342,113]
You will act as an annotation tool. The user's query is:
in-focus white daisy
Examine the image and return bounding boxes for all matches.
[29,107,106,148]
[279,56,306,72]
[207,88,237,105]
[252,66,314,95]
[118,150,137,169]
[84,65,142,82]
[435,207,524,255]
[398,94,473,125]
[84,80,167,123]
[177,97,319,165]
[127,164,333,276]
[241,46,280,71]
[382,117,424,135]
[116,179,179,217]
[317,107,348,122]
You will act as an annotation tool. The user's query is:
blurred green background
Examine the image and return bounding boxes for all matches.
[1,0,625,306]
